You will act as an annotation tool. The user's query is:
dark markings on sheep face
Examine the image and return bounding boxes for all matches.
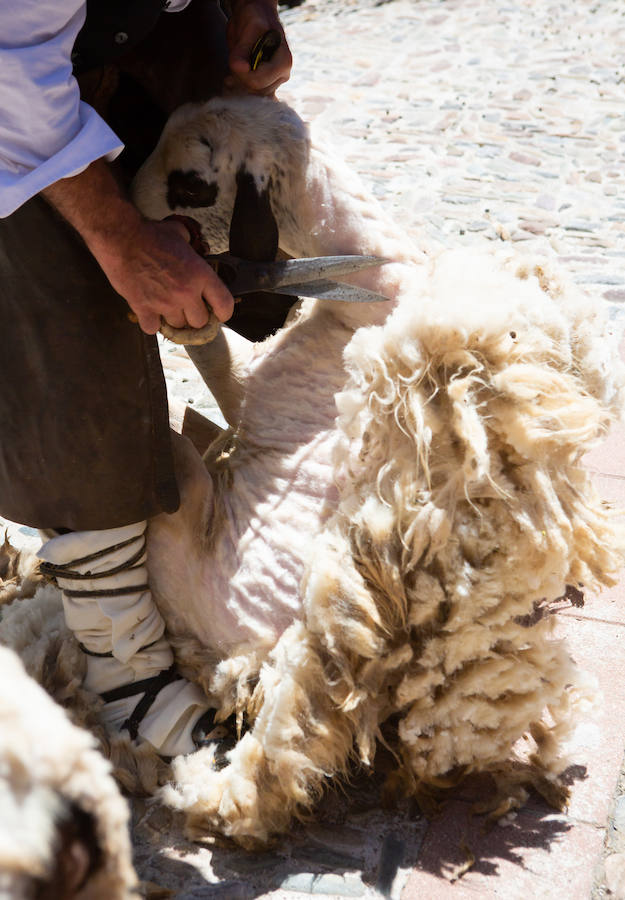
[166,169,218,209]
[228,167,278,262]
[226,166,297,341]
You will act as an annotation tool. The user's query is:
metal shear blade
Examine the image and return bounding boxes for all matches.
[207,253,390,303]
[269,279,389,303]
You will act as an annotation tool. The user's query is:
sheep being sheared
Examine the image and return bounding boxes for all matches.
[0,640,137,898]
[2,95,623,848]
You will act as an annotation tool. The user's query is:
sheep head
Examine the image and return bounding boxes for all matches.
[132,96,311,257]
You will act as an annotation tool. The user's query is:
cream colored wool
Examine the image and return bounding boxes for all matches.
[0,530,42,606]
[0,642,137,898]
[1,96,623,847]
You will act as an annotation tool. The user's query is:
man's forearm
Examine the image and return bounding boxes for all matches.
[42,159,142,260]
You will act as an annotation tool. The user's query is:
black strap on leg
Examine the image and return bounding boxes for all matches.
[78,635,163,659]
[63,582,150,598]
[100,665,182,740]
[78,642,114,658]
[40,534,147,582]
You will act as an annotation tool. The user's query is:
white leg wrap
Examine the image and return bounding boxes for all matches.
[38,522,210,756]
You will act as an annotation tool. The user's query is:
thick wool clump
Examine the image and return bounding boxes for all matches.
[309,248,623,791]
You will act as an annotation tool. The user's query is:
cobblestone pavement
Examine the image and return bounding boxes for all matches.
[3,1,625,897]
[280,0,625,308]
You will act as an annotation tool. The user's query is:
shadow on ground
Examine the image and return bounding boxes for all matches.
[131,764,580,898]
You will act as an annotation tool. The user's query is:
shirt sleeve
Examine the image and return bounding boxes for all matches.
[0,1,123,217]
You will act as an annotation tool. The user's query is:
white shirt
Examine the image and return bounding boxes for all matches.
[0,0,189,217]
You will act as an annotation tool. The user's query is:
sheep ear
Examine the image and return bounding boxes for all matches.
[226,166,296,341]
[228,166,279,261]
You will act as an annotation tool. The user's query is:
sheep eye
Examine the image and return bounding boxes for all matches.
[166,169,219,209]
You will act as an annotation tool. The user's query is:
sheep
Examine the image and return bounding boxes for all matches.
[1,95,623,850]
[0,639,137,898]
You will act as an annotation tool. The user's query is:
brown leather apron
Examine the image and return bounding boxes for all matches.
[0,0,230,531]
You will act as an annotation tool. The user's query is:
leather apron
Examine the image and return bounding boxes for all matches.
[0,0,229,531]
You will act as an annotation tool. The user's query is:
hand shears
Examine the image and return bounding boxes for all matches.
[160,215,390,345]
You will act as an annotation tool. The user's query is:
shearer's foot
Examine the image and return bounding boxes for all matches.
[91,657,218,757]
[38,521,222,757]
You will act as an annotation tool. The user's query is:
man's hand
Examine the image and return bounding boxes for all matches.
[43,160,234,335]
[226,0,292,96]
[93,215,233,334]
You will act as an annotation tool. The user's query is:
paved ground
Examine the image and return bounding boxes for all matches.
[3,1,625,897]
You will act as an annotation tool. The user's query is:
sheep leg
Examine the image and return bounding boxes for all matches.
[163,622,355,847]
[185,326,253,427]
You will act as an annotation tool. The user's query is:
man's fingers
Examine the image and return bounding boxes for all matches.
[162,309,187,329]
[165,217,193,242]
[183,298,210,330]
[137,310,162,335]
[204,279,235,323]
